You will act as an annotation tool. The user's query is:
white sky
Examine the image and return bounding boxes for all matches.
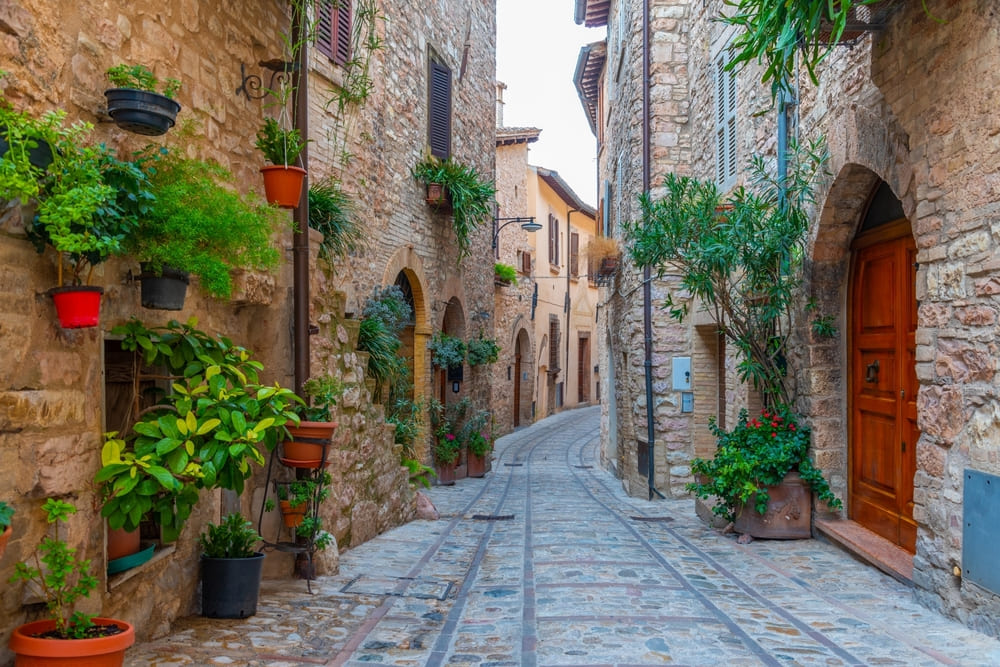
[496,0,605,208]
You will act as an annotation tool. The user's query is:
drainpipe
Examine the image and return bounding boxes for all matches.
[566,208,580,407]
[641,0,664,501]
[291,3,310,397]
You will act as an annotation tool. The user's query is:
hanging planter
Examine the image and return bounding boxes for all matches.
[139,264,189,311]
[260,165,307,208]
[424,182,451,210]
[0,128,53,170]
[105,89,181,136]
[49,286,103,329]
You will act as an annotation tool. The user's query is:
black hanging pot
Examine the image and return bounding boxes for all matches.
[200,553,264,619]
[139,264,189,310]
[0,127,54,171]
[104,88,181,136]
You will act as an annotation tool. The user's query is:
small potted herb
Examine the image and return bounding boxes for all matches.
[105,64,181,136]
[271,472,332,528]
[8,499,135,664]
[198,514,264,619]
[255,117,308,208]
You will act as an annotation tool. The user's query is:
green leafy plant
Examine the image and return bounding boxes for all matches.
[198,513,261,559]
[412,155,496,261]
[463,410,492,457]
[402,457,436,488]
[95,317,301,542]
[255,116,307,166]
[428,397,470,465]
[428,331,467,369]
[128,146,286,298]
[806,298,838,338]
[106,64,180,99]
[494,262,517,284]
[625,139,827,407]
[687,408,842,521]
[295,516,334,551]
[466,336,500,366]
[276,471,332,508]
[308,178,364,260]
[8,499,99,639]
[300,374,344,422]
[358,285,412,398]
[0,501,14,530]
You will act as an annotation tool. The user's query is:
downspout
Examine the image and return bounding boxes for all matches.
[566,208,580,406]
[641,0,664,500]
[291,3,310,396]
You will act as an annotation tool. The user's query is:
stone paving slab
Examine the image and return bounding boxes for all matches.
[128,406,1000,666]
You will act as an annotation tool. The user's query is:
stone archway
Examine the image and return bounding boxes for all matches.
[512,324,533,428]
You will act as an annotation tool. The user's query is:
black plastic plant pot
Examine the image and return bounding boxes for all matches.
[200,553,264,619]
[139,265,189,310]
[104,88,181,136]
[0,128,54,170]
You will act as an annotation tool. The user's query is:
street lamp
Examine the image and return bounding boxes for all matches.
[493,216,542,249]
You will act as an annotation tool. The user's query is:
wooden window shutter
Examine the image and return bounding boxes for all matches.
[333,0,352,66]
[549,319,561,371]
[428,61,452,159]
[521,251,531,275]
[316,1,334,59]
[715,50,738,187]
[570,232,579,278]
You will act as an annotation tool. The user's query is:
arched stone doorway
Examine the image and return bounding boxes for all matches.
[513,326,533,427]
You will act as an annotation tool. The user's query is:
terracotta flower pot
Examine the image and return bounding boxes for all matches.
[437,460,456,486]
[106,525,140,562]
[733,471,813,539]
[0,524,11,561]
[278,500,307,528]
[260,164,307,208]
[281,421,336,468]
[467,451,487,478]
[49,286,103,329]
[425,183,451,211]
[9,617,135,666]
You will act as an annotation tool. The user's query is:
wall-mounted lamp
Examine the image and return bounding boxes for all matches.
[452,381,461,394]
[236,60,298,100]
[493,215,542,250]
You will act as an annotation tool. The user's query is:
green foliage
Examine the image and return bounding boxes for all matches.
[95,318,301,542]
[295,516,334,551]
[0,500,13,530]
[8,499,98,639]
[463,410,492,457]
[687,408,842,521]
[308,178,364,261]
[129,147,286,298]
[255,117,307,166]
[494,262,517,283]
[625,139,827,407]
[300,374,344,422]
[466,336,500,366]
[106,64,180,99]
[358,286,412,398]
[412,155,496,261]
[428,397,470,464]
[277,471,332,507]
[386,390,423,455]
[428,332,466,369]
[198,513,261,559]
[402,457,436,488]
[806,298,838,338]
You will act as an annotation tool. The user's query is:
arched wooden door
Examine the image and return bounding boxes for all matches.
[849,217,918,552]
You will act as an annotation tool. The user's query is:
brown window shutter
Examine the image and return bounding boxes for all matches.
[316,1,334,59]
[521,251,531,274]
[428,61,452,159]
[549,320,560,371]
[570,232,579,278]
[333,0,352,66]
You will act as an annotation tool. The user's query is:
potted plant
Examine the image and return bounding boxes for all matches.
[429,397,469,485]
[428,331,467,370]
[255,116,308,208]
[104,64,181,136]
[128,146,287,305]
[8,499,135,665]
[198,513,265,619]
[96,318,301,543]
[357,286,412,400]
[687,408,842,538]
[494,261,517,286]
[282,374,342,467]
[411,155,496,261]
[466,336,500,367]
[0,500,13,560]
[585,235,622,280]
[464,410,492,478]
[308,177,365,261]
[271,473,332,529]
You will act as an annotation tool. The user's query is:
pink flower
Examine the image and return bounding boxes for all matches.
[445,433,455,441]
[771,432,777,438]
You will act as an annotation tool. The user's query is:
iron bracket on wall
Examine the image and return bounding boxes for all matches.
[235,60,298,100]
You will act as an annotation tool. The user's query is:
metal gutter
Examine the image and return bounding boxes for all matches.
[291,4,310,396]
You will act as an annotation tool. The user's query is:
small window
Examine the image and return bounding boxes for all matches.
[316,0,353,66]
[428,59,452,159]
[520,251,532,275]
[548,318,561,372]
[548,214,560,265]
[715,48,738,187]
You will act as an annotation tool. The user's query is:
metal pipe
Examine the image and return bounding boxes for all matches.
[641,0,664,501]
[291,2,310,397]
[566,208,579,408]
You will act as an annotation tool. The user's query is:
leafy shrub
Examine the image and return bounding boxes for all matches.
[199,513,261,559]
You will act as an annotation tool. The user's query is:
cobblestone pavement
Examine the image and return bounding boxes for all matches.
[129,405,1000,666]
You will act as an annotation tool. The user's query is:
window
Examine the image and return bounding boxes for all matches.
[548,214,560,265]
[715,48,738,187]
[520,250,532,275]
[548,318,561,372]
[428,59,452,159]
[569,232,579,278]
[316,0,353,66]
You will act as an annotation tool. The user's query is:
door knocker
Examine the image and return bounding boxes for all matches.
[865,359,880,383]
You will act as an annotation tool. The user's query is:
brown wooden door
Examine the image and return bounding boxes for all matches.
[849,220,918,552]
[513,351,522,427]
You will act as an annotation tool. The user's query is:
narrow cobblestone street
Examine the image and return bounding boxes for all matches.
[129,406,1000,666]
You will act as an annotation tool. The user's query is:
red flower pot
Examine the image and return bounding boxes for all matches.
[50,286,103,328]
[278,500,307,528]
[106,525,140,562]
[9,618,135,666]
[281,421,336,468]
[260,165,306,208]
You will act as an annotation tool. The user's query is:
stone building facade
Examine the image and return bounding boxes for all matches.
[575,0,1000,635]
[0,0,496,656]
